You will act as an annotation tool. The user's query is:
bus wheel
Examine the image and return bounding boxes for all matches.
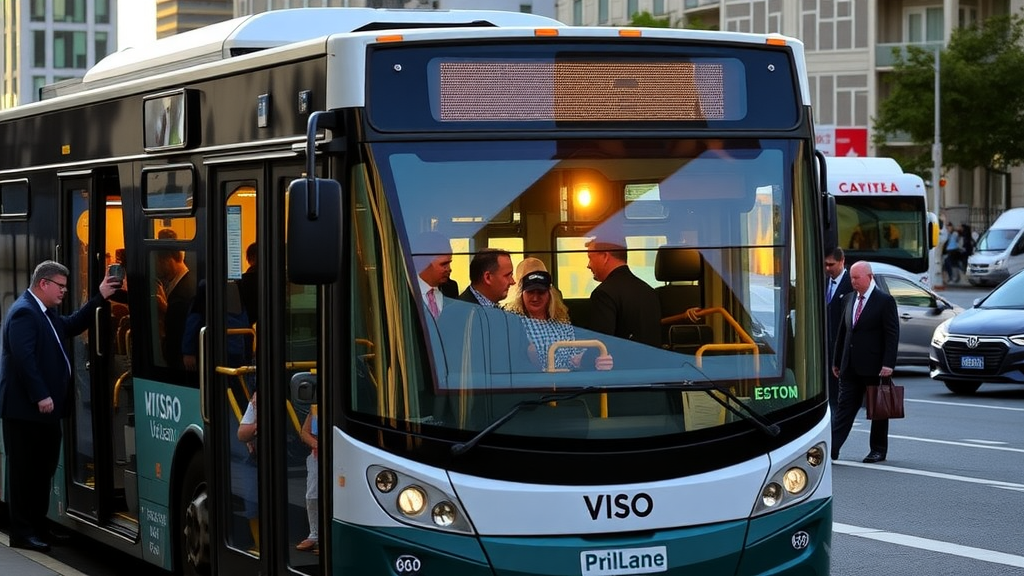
[180,456,210,576]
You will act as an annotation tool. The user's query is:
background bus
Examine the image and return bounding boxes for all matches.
[825,156,935,276]
[1,8,832,576]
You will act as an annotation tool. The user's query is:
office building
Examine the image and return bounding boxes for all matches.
[1,0,116,107]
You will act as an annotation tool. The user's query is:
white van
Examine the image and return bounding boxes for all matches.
[967,207,1024,286]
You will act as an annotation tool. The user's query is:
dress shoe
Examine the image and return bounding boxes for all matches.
[10,536,51,553]
[862,451,886,463]
[295,538,317,551]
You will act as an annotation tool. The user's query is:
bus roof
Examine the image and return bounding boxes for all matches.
[78,8,563,89]
[825,156,927,197]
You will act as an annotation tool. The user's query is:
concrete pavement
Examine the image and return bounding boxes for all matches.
[0,533,83,576]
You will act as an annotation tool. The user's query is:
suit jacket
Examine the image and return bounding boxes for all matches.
[833,286,899,377]
[825,270,853,361]
[163,270,197,370]
[589,265,661,347]
[0,290,104,422]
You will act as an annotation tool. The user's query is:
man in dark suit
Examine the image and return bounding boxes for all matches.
[831,260,900,463]
[155,245,196,370]
[459,248,515,308]
[0,261,118,551]
[824,247,853,413]
[585,237,660,347]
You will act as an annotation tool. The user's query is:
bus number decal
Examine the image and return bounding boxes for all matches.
[584,493,653,520]
[395,554,422,574]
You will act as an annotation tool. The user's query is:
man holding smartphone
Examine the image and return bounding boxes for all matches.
[0,260,120,552]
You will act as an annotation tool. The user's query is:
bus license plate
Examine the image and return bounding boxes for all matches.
[580,546,668,576]
[960,356,984,369]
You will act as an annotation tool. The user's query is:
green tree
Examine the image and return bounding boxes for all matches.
[873,13,1024,174]
[628,11,670,28]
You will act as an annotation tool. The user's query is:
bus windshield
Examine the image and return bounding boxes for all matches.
[350,138,806,439]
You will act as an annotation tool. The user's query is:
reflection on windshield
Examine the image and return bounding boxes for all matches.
[349,138,811,440]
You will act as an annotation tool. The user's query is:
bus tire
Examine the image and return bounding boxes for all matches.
[179,455,210,576]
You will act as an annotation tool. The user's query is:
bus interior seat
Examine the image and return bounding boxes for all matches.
[654,246,705,350]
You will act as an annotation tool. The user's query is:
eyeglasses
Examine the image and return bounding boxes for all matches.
[45,278,68,292]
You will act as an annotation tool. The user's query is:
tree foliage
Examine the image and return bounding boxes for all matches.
[873,13,1024,172]
[628,11,670,28]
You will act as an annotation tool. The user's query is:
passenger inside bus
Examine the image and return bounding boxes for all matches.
[154,229,196,370]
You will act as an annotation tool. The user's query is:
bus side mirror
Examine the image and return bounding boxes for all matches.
[287,177,342,284]
[290,372,318,404]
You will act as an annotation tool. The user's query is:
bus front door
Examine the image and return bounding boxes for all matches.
[63,167,138,539]
[207,162,320,576]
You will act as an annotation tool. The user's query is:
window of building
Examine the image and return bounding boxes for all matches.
[54,31,88,68]
[573,0,582,25]
[520,4,532,13]
[800,0,865,51]
[905,6,943,43]
[96,0,110,24]
[33,76,47,100]
[34,31,47,68]
[31,0,46,21]
[959,7,977,29]
[654,0,665,15]
[627,0,638,19]
[54,0,87,23]
[598,0,608,24]
[96,32,110,61]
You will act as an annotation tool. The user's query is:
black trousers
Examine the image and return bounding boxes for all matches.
[831,373,889,457]
[3,417,63,539]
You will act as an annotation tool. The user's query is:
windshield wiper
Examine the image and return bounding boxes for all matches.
[450,387,598,457]
[651,365,781,437]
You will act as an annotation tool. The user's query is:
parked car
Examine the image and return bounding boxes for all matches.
[864,262,962,366]
[930,269,1024,394]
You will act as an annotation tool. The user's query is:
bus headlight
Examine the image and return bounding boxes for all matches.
[366,465,475,534]
[782,467,808,494]
[752,442,827,516]
[432,501,458,527]
[397,486,427,517]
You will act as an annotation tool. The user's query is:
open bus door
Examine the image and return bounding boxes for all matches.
[207,161,320,576]
[62,167,140,538]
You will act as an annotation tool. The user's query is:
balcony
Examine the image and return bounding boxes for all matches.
[876,41,943,68]
[684,0,719,9]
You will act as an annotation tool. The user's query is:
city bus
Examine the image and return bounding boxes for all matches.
[0,8,832,575]
[825,156,935,276]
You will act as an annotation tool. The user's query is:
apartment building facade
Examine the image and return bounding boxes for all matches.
[234,0,555,18]
[1,0,116,107]
[555,0,1024,226]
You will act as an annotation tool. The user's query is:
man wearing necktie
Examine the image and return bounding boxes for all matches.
[830,261,899,464]
[0,260,119,552]
[824,248,852,413]
[414,232,454,319]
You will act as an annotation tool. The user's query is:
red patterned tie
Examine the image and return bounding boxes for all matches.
[427,288,440,319]
[853,295,865,326]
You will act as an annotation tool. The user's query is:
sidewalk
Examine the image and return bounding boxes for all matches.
[0,534,84,576]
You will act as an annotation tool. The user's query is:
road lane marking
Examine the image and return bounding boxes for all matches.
[833,460,1024,489]
[852,430,1024,453]
[962,439,1008,445]
[908,398,1024,412]
[834,522,1024,568]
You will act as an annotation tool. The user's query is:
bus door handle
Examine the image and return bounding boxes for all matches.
[95,307,104,357]
[199,326,208,423]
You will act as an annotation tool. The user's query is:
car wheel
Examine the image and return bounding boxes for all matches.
[943,381,981,395]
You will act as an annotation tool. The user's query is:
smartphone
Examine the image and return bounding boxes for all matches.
[108,263,125,286]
